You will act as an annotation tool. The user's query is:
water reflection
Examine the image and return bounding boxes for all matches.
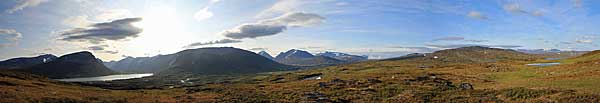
[56,73,153,82]
[526,63,560,67]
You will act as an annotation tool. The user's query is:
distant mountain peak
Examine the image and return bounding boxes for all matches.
[275,49,314,60]
[317,51,368,62]
[258,51,274,59]
[57,51,99,63]
[22,51,116,79]
[0,54,58,69]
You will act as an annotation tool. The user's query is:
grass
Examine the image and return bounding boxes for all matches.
[2,47,600,102]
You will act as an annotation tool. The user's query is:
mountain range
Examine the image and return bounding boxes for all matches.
[316,51,368,62]
[386,46,538,63]
[20,51,117,79]
[0,54,57,69]
[157,47,290,75]
[257,51,274,60]
[103,54,177,73]
[273,49,344,66]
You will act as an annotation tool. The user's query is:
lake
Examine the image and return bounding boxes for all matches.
[56,73,153,82]
[526,63,561,67]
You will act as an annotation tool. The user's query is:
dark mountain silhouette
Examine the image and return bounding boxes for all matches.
[0,54,57,69]
[104,54,177,73]
[21,51,116,79]
[258,51,274,60]
[158,47,290,75]
[274,49,345,66]
[316,51,368,62]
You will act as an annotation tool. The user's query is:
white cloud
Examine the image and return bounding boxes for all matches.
[194,8,214,21]
[185,39,241,48]
[467,11,487,19]
[95,9,134,21]
[63,15,92,27]
[193,0,221,21]
[5,0,49,14]
[58,18,143,44]
[0,29,23,48]
[575,35,596,43]
[576,40,592,43]
[433,36,464,41]
[504,4,527,14]
[256,0,307,18]
[221,12,325,39]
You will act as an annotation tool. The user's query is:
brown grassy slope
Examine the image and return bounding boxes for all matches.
[0,70,220,103]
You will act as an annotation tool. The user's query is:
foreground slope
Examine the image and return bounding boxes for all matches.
[0,70,203,102]
[21,51,116,79]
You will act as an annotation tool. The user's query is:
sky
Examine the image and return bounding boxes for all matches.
[1,0,600,61]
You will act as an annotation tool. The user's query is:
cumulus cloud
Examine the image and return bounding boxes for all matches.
[221,24,287,39]
[256,0,306,18]
[194,8,214,21]
[87,45,119,54]
[63,15,93,27]
[5,0,49,14]
[194,0,221,21]
[574,35,596,44]
[58,17,143,44]
[185,39,242,47]
[87,45,109,51]
[95,9,134,21]
[503,3,545,16]
[467,11,487,19]
[504,4,527,14]
[0,29,23,48]
[100,50,119,54]
[433,36,464,41]
[221,12,325,39]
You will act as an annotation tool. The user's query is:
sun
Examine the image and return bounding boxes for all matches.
[127,4,194,56]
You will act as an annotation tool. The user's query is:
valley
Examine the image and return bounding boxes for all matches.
[1,46,599,102]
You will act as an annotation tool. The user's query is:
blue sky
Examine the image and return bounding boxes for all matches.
[0,0,599,60]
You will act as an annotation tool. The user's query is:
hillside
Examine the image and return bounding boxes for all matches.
[316,51,368,62]
[0,54,57,69]
[257,51,274,60]
[1,47,600,102]
[21,51,117,79]
[274,49,346,66]
[104,54,177,73]
[158,47,291,75]
[387,46,538,64]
